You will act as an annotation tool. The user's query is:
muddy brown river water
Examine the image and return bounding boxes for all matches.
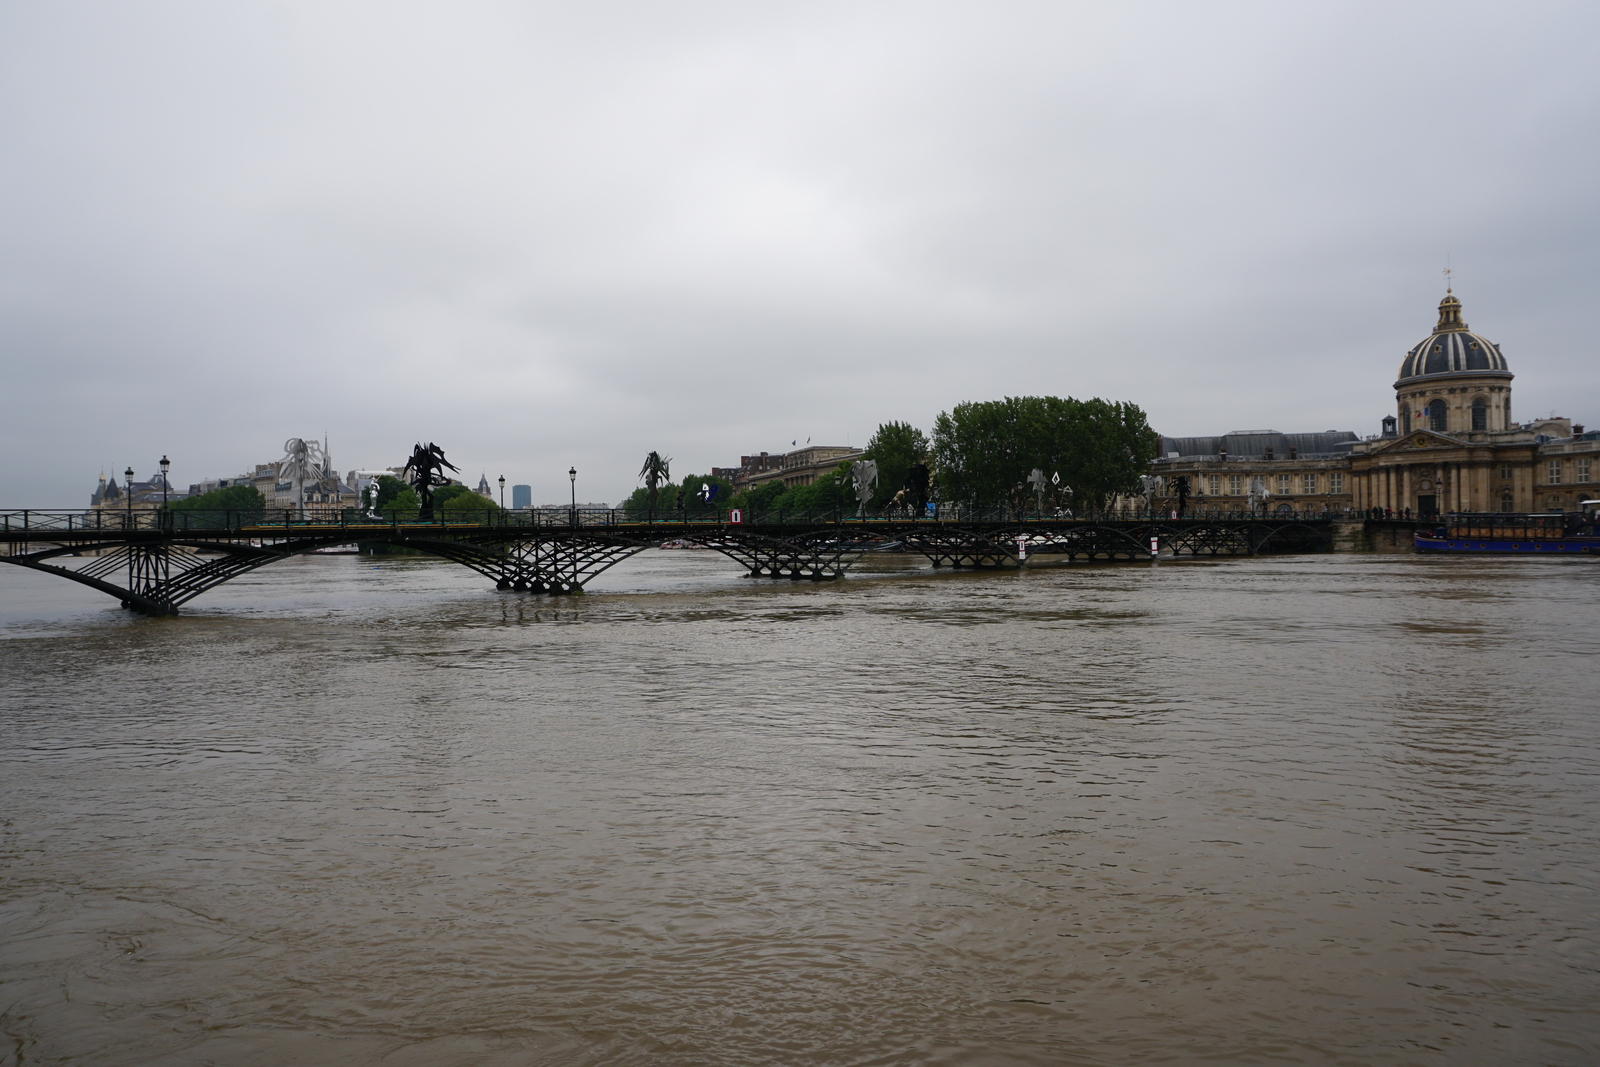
[1,550,1597,1066]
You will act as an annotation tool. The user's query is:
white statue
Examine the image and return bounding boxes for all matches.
[1247,475,1271,514]
[1027,468,1048,513]
[850,459,878,517]
[279,437,326,519]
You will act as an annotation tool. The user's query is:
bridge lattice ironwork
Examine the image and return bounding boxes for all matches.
[1,507,1337,615]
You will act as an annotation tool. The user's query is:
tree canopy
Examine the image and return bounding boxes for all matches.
[434,483,500,512]
[164,483,264,524]
[366,475,410,511]
[167,484,265,514]
[931,396,1156,509]
[863,421,929,507]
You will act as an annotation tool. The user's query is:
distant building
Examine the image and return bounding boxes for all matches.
[722,445,862,492]
[475,473,495,500]
[512,484,532,510]
[1154,291,1599,516]
[89,467,172,516]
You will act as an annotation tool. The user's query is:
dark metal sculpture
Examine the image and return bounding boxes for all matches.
[639,451,671,512]
[904,462,930,517]
[1174,475,1191,517]
[402,442,460,520]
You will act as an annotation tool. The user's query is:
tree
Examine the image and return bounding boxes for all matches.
[366,475,411,511]
[932,396,1156,510]
[863,421,929,508]
[439,485,500,515]
[164,485,265,527]
[381,486,421,520]
[677,473,733,514]
[731,479,790,515]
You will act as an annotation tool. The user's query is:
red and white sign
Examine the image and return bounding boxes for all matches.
[729,509,742,524]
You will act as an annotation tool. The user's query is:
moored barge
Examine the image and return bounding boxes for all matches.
[1414,507,1600,554]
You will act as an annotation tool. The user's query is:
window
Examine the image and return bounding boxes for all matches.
[1229,474,1242,495]
[1428,399,1448,431]
[1578,458,1592,483]
[1500,495,1514,513]
[1400,408,1411,434]
[1207,474,1220,494]
[1499,463,1514,480]
[1471,397,1488,430]
[1548,460,1563,485]
[1276,474,1292,495]
[1302,473,1318,494]
[1329,472,1344,493]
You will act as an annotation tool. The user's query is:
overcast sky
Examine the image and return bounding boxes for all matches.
[3,1,1597,505]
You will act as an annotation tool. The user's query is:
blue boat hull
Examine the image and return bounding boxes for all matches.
[1414,534,1600,554]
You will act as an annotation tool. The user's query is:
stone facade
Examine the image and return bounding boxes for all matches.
[1154,292,1598,517]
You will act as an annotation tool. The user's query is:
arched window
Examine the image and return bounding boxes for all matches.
[1471,397,1488,430]
[1400,408,1411,434]
[1428,400,1448,431]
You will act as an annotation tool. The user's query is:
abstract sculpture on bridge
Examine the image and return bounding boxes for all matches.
[905,462,931,516]
[1247,475,1271,515]
[1052,472,1073,518]
[850,460,878,518]
[638,451,671,512]
[1027,468,1048,514]
[403,442,460,520]
[1174,475,1191,518]
[279,438,326,520]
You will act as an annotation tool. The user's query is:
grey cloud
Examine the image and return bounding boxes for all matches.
[3,1,1597,504]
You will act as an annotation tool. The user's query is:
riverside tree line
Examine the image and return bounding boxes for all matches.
[622,394,1157,517]
[157,393,1156,521]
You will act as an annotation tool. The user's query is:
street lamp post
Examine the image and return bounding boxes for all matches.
[498,475,505,509]
[125,466,135,526]
[569,466,577,526]
[159,456,171,529]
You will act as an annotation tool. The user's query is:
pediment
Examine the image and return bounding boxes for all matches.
[1369,431,1458,454]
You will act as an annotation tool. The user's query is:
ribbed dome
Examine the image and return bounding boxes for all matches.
[1396,292,1510,382]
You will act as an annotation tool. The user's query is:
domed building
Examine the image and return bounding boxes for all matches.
[1394,292,1513,434]
[1349,290,1593,516]
[1153,289,1598,519]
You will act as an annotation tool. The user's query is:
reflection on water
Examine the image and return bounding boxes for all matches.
[2,551,1598,1066]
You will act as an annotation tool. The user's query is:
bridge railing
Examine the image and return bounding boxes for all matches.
[3,505,1355,536]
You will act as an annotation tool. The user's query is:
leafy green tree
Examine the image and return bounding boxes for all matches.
[163,484,265,527]
[731,479,790,514]
[439,487,500,515]
[863,421,929,507]
[168,484,265,513]
[381,485,421,520]
[431,483,495,511]
[367,475,410,511]
[677,474,734,514]
[932,396,1155,510]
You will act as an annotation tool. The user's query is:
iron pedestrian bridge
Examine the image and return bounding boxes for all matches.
[0,508,1334,616]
